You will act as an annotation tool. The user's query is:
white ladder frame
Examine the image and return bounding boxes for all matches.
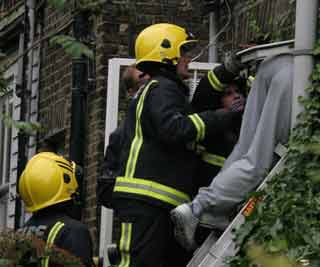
[187,144,288,267]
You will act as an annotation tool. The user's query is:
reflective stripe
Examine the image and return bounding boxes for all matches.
[188,114,205,142]
[201,152,225,167]
[125,80,158,178]
[114,177,191,206]
[247,75,255,86]
[119,223,132,267]
[207,70,226,92]
[42,221,65,267]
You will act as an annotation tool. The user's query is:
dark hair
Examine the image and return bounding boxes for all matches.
[122,65,137,92]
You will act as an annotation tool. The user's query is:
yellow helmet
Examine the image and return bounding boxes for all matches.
[18,152,79,212]
[135,23,198,70]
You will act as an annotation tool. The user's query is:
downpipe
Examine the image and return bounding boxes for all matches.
[69,12,89,220]
[291,0,319,127]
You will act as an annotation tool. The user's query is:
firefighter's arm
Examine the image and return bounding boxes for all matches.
[58,225,93,267]
[146,82,198,144]
[146,81,239,145]
[192,63,240,113]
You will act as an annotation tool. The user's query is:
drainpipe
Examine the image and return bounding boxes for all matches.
[69,11,88,220]
[15,0,36,229]
[209,11,218,63]
[291,0,318,127]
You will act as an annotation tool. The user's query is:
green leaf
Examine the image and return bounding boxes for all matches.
[47,0,67,12]
[306,169,320,184]
[0,259,11,267]
[50,35,94,59]
[267,238,288,253]
[305,143,320,155]
[0,113,42,135]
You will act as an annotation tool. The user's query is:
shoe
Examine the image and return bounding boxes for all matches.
[170,203,199,251]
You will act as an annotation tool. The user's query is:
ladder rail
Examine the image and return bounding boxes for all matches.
[187,144,288,267]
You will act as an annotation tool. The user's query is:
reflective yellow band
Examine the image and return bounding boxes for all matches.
[125,80,158,178]
[119,223,132,267]
[188,114,205,142]
[114,177,191,206]
[207,70,226,92]
[201,152,225,167]
[247,75,255,89]
[42,221,65,267]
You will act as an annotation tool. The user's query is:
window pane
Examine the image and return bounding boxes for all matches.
[0,103,4,186]
[5,103,12,183]
[0,194,7,231]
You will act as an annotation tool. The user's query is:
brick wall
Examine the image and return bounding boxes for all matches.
[38,5,73,148]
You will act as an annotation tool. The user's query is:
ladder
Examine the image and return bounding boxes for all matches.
[187,143,288,267]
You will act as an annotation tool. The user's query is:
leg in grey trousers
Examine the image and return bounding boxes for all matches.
[171,54,294,250]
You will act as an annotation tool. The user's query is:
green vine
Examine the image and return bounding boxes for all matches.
[229,41,320,267]
[0,230,84,267]
[0,0,105,133]
[247,0,296,44]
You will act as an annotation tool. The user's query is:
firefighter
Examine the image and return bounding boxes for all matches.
[97,65,150,209]
[109,23,243,267]
[191,78,246,195]
[18,152,93,267]
[171,54,294,251]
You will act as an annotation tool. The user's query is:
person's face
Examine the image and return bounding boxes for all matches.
[176,55,192,80]
[127,68,150,97]
[221,84,241,109]
[137,70,150,87]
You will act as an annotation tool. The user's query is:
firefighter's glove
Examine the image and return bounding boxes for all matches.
[223,51,245,76]
[97,171,116,209]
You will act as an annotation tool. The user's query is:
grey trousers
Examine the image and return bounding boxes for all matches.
[193,54,294,230]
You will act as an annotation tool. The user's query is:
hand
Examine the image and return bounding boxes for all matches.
[228,96,245,113]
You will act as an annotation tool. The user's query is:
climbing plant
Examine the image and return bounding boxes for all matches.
[246,0,296,44]
[229,40,320,267]
[47,0,107,60]
[0,230,83,267]
[0,0,105,134]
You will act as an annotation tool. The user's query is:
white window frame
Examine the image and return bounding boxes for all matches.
[0,63,17,231]
[99,58,219,264]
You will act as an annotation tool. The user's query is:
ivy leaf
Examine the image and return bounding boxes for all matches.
[50,35,94,59]
[47,0,67,12]
[306,168,320,184]
[313,44,320,56]
[269,219,283,239]
[267,238,288,253]
[0,259,12,266]
[0,113,42,135]
[304,143,320,155]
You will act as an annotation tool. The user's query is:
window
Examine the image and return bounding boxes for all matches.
[0,90,13,231]
[0,192,8,230]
